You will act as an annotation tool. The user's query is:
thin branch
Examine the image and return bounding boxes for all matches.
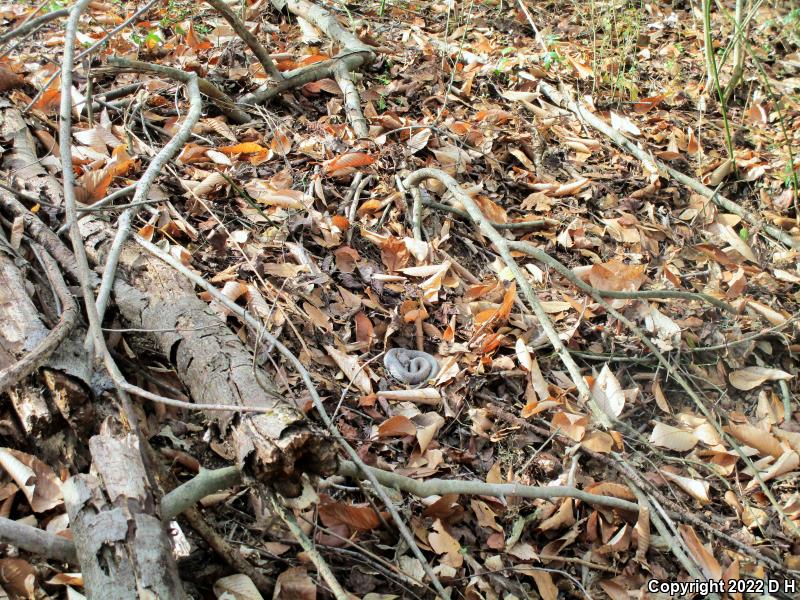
[24,0,160,114]
[162,467,239,520]
[269,492,350,600]
[403,168,611,427]
[203,0,283,81]
[241,50,373,106]
[0,517,77,564]
[537,81,800,251]
[93,74,203,323]
[104,57,250,124]
[334,61,369,138]
[133,233,452,600]
[505,240,736,313]
[0,8,68,45]
[0,246,78,394]
[338,461,639,511]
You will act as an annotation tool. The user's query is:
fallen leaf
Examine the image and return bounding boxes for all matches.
[377,415,416,438]
[592,364,625,419]
[324,345,372,394]
[649,422,699,452]
[729,367,793,391]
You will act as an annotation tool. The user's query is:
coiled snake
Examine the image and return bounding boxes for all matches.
[383,348,439,387]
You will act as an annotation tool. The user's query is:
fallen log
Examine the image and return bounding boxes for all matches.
[63,420,186,599]
[80,216,338,496]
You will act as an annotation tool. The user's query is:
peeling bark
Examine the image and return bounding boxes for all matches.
[63,420,186,599]
[80,216,338,495]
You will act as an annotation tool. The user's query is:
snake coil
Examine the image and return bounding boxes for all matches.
[383,348,439,386]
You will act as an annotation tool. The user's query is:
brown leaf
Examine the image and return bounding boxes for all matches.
[324,345,372,394]
[380,235,409,272]
[0,66,24,92]
[274,567,315,600]
[377,415,416,438]
[679,525,722,580]
[354,312,373,348]
[323,152,375,175]
[270,128,293,156]
[729,367,793,391]
[649,422,699,451]
[217,141,267,155]
[728,422,783,458]
[319,498,385,531]
[633,93,665,114]
[428,519,463,567]
[0,448,62,512]
[530,570,558,600]
[0,558,37,600]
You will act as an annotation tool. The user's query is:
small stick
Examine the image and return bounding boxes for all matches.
[203,0,283,81]
[24,0,160,113]
[103,57,250,124]
[269,493,350,600]
[0,8,68,45]
[538,81,800,251]
[0,246,78,394]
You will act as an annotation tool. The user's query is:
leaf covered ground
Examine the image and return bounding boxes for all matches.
[1,0,799,598]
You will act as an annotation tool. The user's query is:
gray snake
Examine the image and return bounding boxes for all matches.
[383,348,439,386]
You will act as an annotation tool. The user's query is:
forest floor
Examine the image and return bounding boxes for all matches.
[0,0,799,598]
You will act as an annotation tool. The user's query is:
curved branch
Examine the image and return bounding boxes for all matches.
[204,0,283,81]
[0,247,78,394]
[506,240,736,313]
[538,81,800,251]
[403,168,611,427]
[0,8,69,45]
[0,517,77,564]
[105,57,250,124]
[94,71,203,322]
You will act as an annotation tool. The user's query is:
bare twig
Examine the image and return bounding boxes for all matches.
[104,57,250,124]
[537,81,800,250]
[0,517,77,564]
[0,8,68,45]
[203,0,283,81]
[334,62,369,138]
[403,168,611,427]
[0,246,78,394]
[269,492,350,600]
[24,0,160,113]
[338,461,639,511]
[505,240,737,313]
[93,74,203,323]
[133,234,452,600]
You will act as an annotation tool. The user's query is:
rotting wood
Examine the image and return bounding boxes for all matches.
[79,216,338,496]
[63,419,187,599]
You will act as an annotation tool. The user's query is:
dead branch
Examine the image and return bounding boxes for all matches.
[63,421,186,598]
[104,57,251,124]
[0,8,68,45]
[0,517,77,564]
[505,240,736,313]
[93,72,203,323]
[182,507,275,593]
[538,81,800,251]
[0,245,78,394]
[270,492,350,600]
[338,461,639,511]
[23,0,160,114]
[79,215,338,488]
[203,0,283,81]
[403,168,612,427]
[241,0,375,135]
[133,233,451,600]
